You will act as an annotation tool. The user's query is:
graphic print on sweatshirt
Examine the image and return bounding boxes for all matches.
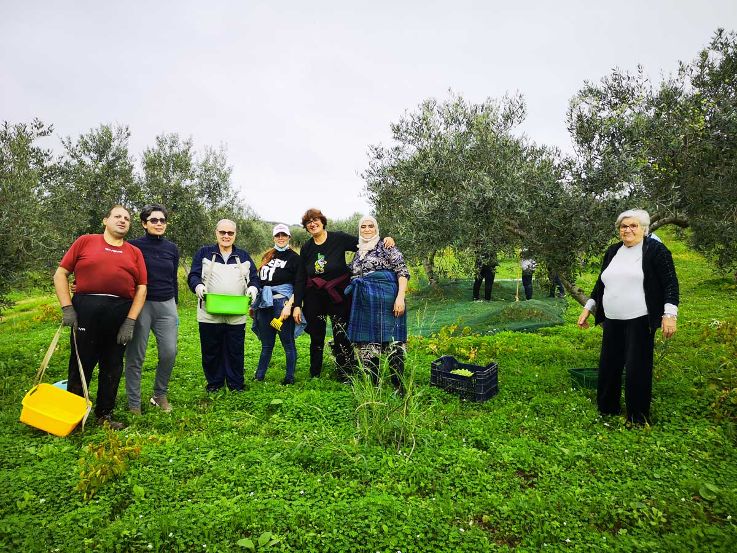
[314,253,326,274]
[260,258,288,283]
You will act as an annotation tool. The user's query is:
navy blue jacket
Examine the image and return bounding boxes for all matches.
[128,233,180,303]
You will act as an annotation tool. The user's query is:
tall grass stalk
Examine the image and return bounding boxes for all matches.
[351,347,423,454]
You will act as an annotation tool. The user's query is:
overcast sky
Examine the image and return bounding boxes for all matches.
[3,1,736,224]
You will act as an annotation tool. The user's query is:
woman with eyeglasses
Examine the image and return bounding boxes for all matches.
[124,204,180,415]
[345,215,409,393]
[578,209,679,425]
[188,219,260,392]
[251,224,303,385]
[292,208,394,381]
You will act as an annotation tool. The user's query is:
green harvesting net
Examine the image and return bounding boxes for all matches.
[407,278,566,337]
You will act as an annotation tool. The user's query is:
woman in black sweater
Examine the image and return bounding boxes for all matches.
[292,208,393,380]
[578,209,679,425]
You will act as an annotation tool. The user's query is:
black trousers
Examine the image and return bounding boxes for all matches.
[473,264,496,300]
[198,322,246,391]
[597,315,656,424]
[67,294,131,418]
[302,289,355,378]
[548,272,565,297]
[522,273,534,300]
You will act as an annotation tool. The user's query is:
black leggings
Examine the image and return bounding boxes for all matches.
[67,294,131,418]
[302,289,355,378]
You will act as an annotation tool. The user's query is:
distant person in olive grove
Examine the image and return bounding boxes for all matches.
[292,208,394,382]
[520,250,537,300]
[578,209,679,425]
[547,268,565,298]
[188,219,260,392]
[346,215,410,392]
[124,204,180,415]
[53,205,147,430]
[472,250,498,301]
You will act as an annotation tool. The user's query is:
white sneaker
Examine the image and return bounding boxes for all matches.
[150,395,172,413]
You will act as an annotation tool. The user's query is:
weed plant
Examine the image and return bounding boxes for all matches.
[351,350,424,453]
[0,229,736,551]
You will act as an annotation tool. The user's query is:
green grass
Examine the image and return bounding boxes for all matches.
[1,229,736,552]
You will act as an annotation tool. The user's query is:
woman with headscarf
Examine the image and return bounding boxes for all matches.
[345,215,410,392]
[578,209,679,425]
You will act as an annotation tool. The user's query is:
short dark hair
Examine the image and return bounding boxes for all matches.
[140,203,169,223]
[106,205,129,218]
[301,208,327,229]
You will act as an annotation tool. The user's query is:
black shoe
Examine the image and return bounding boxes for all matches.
[281,377,295,386]
[206,385,223,393]
[96,415,125,431]
[253,375,265,382]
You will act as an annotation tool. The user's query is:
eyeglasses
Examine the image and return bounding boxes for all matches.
[218,230,235,236]
[147,217,167,224]
[619,224,640,231]
[306,218,321,225]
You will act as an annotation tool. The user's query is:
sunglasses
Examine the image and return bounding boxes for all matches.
[147,217,167,224]
[218,230,235,236]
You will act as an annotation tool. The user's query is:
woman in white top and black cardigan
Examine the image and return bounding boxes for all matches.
[578,209,679,425]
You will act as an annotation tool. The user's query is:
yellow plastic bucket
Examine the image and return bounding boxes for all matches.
[20,383,91,437]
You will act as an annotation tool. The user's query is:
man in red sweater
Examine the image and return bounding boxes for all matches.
[53,205,147,430]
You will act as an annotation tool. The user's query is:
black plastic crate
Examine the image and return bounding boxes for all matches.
[430,356,498,402]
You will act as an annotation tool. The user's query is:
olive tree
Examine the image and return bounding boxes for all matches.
[364,93,530,281]
[46,124,138,261]
[566,28,737,275]
[0,119,54,310]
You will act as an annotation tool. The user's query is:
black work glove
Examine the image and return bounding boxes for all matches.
[116,317,136,345]
[61,305,77,327]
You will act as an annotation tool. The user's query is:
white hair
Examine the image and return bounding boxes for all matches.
[216,219,237,231]
[616,209,650,235]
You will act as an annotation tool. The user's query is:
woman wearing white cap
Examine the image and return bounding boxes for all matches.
[251,224,302,384]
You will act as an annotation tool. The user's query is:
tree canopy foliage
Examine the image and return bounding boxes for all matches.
[0,123,264,311]
[3,29,735,313]
[363,93,613,291]
[0,120,54,309]
[567,28,737,273]
[366,29,737,300]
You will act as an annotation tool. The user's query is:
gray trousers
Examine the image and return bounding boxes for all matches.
[125,298,178,408]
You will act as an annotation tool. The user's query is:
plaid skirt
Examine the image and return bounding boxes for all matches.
[346,270,407,343]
